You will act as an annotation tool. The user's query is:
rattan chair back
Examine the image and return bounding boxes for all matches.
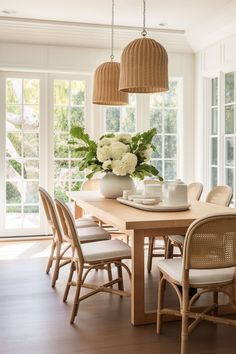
[187,182,203,203]
[183,213,236,270]
[54,198,84,263]
[81,178,100,191]
[206,185,233,206]
[39,187,63,243]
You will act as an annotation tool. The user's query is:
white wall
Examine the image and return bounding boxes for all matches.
[0,42,195,182]
[195,32,236,191]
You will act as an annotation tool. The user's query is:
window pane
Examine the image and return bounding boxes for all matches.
[211,137,218,165]
[71,81,85,105]
[150,93,163,107]
[71,107,85,128]
[120,107,135,132]
[54,134,69,158]
[24,160,39,179]
[150,108,162,132]
[6,206,22,229]
[54,181,69,202]
[23,133,39,158]
[23,205,39,228]
[225,105,234,134]
[225,137,234,166]
[164,136,177,158]
[211,167,218,188]
[54,107,69,131]
[164,81,178,107]
[71,160,84,180]
[23,105,39,131]
[54,80,69,105]
[6,159,22,179]
[24,181,39,203]
[225,72,234,104]
[23,79,40,104]
[54,160,69,179]
[211,78,218,106]
[71,181,83,191]
[6,78,22,104]
[164,161,177,180]
[225,168,234,190]
[6,132,22,157]
[211,107,218,135]
[164,109,177,133]
[152,135,162,158]
[6,181,22,204]
[6,105,22,131]
[106,107,120,132]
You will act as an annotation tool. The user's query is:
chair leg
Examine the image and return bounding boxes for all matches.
[107,263,113,287]
[147,237,155,273]
[63,261,75,302]
[166,238,174,259]
[157,273,166,334]
[70,264,83,324]
[181,285,189,354]
[51,242,61,288]
[213,291,218,316]
[117,263,124,291]
[46,240,56,274]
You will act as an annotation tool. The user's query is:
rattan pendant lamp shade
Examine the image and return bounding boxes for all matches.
[119,0,168,93]
[92,0,128,105]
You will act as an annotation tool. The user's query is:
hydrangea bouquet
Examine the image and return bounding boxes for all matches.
[70,126,163,181]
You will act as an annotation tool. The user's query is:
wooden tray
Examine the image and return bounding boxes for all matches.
[116,197,190,212]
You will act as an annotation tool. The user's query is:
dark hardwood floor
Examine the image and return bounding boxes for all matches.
[0,240,235,354]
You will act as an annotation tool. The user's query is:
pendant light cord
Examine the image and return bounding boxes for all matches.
[141,0,147,37]
[110,0,115,60]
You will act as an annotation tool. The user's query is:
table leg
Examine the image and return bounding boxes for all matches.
[74,201,83,219]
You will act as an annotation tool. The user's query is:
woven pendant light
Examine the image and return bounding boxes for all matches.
[119,0,168,93]
[93,0,128,105]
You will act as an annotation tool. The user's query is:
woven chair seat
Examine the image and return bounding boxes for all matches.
[82,239,131,263]
[168,235,184,245]
[78,226,111,243]
[75,218,97,228]
[158,258,235,285]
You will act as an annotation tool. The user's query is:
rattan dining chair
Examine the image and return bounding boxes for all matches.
[156,213,236,354]
[147,182,203,272]
[39,187,111,287]
[167,185,233,257]
[54,198,132,324]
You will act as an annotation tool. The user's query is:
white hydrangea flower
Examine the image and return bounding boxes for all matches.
[110,141,129,160]
[115,133,132,144]
[97,146,111,162]
[112,160,128,176]
[121,153,138,174]
[102,160,112,170]
[98,137,112,147]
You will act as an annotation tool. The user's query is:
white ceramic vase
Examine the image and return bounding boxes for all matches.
[100,173,135,199]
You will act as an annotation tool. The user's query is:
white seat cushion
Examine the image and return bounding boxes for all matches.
[169,235,184,245]
[157,258,235,285]
[82,239,131,263]
[78,226,111,243]
[75,219,97,228]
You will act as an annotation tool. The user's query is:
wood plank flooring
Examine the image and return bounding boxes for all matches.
[0,240,235,354]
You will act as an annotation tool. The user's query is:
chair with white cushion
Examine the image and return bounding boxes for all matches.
[54,198,132,324]
[39,187,110,287]
[157,213,236,354]
[167,185,232,257]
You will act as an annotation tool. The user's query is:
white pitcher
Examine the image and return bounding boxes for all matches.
[163,180,188,205]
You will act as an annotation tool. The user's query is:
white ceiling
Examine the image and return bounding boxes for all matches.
[0,0,235,52]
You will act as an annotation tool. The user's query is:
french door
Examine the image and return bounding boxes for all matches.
[0,72,91,237]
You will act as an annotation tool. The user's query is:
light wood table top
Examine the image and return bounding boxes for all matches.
[68,191,235,231]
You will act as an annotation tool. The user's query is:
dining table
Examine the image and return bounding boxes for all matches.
[68,191,236,326]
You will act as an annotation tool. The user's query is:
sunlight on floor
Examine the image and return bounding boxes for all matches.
[0,240,51,260]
